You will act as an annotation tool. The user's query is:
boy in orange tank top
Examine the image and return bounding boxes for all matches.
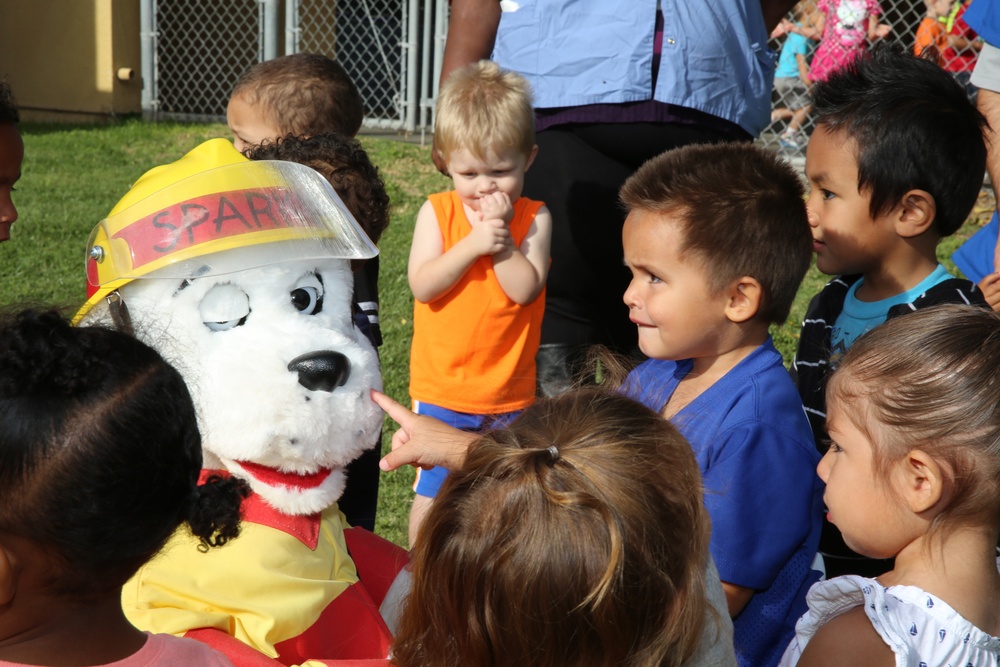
[406,60,552,546]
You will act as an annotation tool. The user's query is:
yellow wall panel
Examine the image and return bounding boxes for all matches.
[0,0,141,120]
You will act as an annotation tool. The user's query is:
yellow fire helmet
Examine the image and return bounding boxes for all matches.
[77,138,378,321]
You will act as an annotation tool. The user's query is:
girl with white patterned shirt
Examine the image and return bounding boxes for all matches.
[781,305,1000,666]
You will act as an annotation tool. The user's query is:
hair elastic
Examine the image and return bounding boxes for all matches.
[546,445,560,462]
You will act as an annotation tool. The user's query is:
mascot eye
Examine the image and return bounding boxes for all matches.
[291,274,324,315]
[199,284,250,332]
[291,286,323,314]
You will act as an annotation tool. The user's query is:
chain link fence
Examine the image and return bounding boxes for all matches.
[765,0,983,153]
[291,0,408,126]
[150,0,261,121]
[144,0,981,141]
[145,0,438,131]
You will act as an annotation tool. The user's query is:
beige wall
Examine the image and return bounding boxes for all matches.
[0,0,141,121]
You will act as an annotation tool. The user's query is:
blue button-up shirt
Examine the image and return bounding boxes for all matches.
[492,0,777,136]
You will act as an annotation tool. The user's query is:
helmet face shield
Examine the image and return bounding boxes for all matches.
[86,159,377,292]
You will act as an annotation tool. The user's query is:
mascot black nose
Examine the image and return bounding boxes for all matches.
[287,351,351,392]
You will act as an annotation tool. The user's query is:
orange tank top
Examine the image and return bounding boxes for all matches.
[409,191,545,414]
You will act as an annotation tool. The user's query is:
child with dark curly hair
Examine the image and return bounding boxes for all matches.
[226,55,387,530]
[247,132,390,283]
[0,309,248,667]
[246,133,390,531]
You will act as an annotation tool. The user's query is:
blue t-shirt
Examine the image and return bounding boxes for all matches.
[775,31,812,79]
[623,338,823,667]
[830,264,953,359]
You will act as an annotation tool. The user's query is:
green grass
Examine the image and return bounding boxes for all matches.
[5,118,994,547]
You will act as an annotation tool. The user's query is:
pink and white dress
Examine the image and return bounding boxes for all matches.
[808,0,882,82]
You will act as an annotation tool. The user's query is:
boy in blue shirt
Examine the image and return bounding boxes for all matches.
[793,43,989,577]
[620,142,822,667]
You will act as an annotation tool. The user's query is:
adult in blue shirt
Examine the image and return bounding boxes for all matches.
[437,0,798,395]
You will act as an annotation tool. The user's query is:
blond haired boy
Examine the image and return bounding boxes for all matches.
[407,60,552,545]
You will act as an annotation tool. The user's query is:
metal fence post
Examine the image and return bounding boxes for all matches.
[285,0,299,55]
[261,0,279,61]
[433,0,447,127]
[139,0,157,120]
[404,0,419,133]
[420,0,434,133]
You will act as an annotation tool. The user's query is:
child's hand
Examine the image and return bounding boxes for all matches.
[478,192,514,225]
[978,273,1000,313]
[874,23,891,39]
[467,213,511,256]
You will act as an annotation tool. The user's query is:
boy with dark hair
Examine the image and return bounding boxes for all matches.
[793,42,989,577]
[620,142,822,667]
[406,60,551,546]
[226,53,363,152]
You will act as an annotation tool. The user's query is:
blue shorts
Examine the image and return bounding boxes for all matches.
[412,401,522,498]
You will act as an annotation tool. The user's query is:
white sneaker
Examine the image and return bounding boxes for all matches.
[779,131,803,150]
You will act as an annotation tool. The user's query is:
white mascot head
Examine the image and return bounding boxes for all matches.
[77,139,383,516]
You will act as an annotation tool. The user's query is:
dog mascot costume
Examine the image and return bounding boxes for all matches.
[77,139,408,666]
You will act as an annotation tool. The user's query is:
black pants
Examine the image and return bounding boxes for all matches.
[338,257,382,532]
[526,122,746,393]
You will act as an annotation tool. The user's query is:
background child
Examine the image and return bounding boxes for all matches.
[389,388,735,667]
[939,0,983,103]
[406,60,552,546]
[226,52,363,152]
[796,0,890,85]
[773,1,820,150]
[780,305,1000,665]
[792,43,989,578]
[225,54,384,531]
[617,142,822,667]
[246,133,391,531]
[913,0,954,58]
[0,309,246,667]
[0,81,22,242]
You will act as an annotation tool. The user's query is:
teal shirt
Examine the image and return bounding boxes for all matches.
[830,264,953,359]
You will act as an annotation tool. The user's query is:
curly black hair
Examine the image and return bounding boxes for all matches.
[0,81,18,125]
[247,133,390,249]
[0,309,248,601]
